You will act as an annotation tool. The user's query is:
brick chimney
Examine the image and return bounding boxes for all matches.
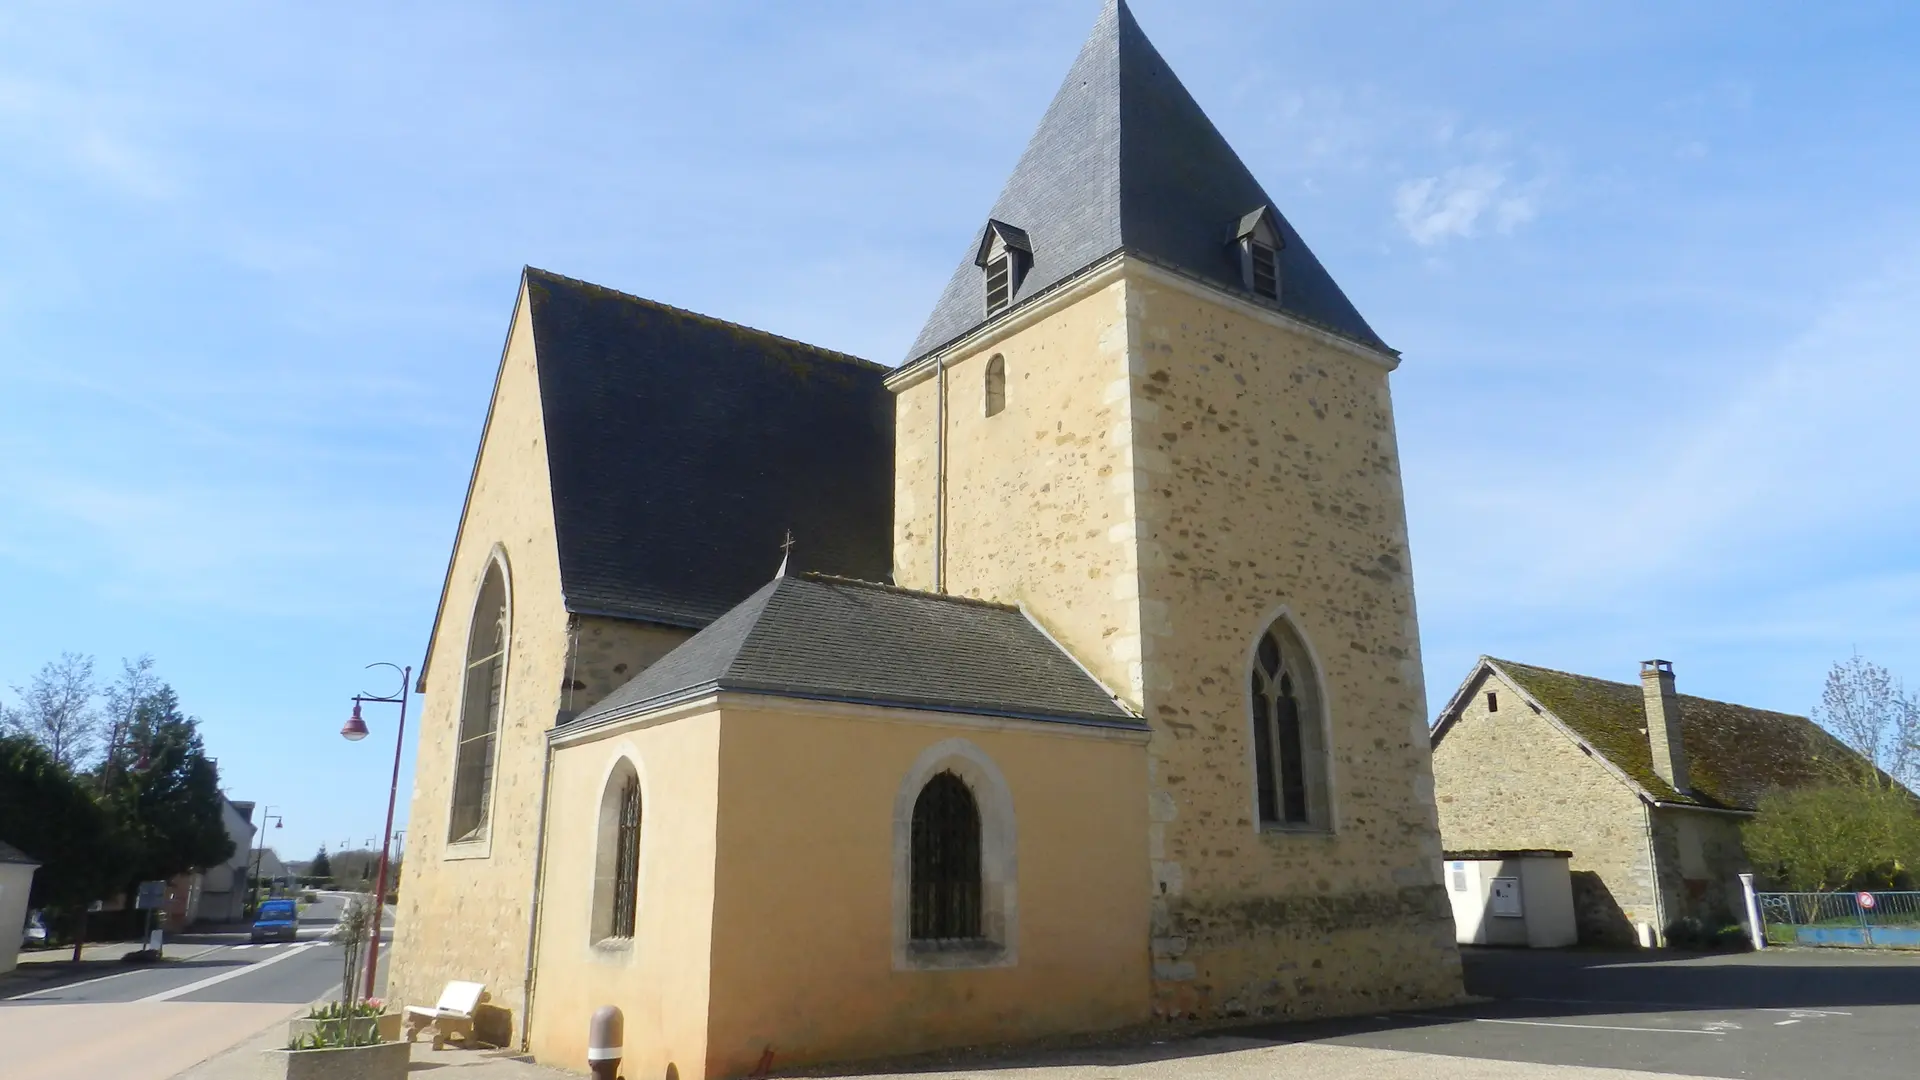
[1640,660,1689,793]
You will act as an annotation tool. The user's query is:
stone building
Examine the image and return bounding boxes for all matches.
[1430,657,1863,945]
[391,2,1461,1076]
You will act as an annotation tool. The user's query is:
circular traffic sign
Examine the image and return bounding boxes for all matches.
[1858,891,1877,910]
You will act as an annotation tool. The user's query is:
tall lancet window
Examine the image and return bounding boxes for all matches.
[1233,206,1285,302]
[449,559,508,843]
[976,220,1031,317]
[1249,616,1329,829]
[984,354,1007,417]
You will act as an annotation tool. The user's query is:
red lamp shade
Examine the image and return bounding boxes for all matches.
[342,702,370,742]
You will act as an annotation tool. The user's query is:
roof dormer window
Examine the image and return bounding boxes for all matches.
[976,220,1032,317]
[1234,207,1284,302]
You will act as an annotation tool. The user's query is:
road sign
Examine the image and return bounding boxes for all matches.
[1858,891,1878,910]
[134,880,167,910]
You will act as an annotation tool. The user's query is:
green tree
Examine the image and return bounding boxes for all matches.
[0,734,127,927]
[103,685,233,886]
[1743,782,1920,892]
[311,846,332,881]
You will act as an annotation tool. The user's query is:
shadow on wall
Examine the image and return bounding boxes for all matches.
[1570,871,1635,946]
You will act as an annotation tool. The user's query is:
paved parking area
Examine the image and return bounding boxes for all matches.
[1235,946,1920,1080]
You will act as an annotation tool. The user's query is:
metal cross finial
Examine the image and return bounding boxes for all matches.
[776,530,795,578]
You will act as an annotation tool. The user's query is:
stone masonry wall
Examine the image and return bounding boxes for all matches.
[1431,667,1657,944]
[1123,274,1459,1019]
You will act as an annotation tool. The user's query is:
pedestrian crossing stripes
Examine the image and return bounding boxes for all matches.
[231,941,300,950]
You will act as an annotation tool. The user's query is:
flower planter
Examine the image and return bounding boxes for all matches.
[261,1040,409,1080]
[287,1013,403,1045]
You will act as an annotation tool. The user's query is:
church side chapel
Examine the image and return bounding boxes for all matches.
[390,3,1463,1077]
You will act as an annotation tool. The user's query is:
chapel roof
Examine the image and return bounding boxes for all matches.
[904,0,1387,364]
[0,839,38,866]
[1444,657,1867,812]
[569,573,1143,730]
[522,267,895,627]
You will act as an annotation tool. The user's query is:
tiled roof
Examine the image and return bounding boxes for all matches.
[523,268,895,627]
[571,573,1142,730]
[1486,658,1864,811]
[905,0,1387,364]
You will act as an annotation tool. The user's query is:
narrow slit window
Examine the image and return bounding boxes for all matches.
[984,355,1006,417]
[1486,691,1499,712]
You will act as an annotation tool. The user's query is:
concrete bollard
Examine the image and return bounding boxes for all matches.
[588,1006,623,1080]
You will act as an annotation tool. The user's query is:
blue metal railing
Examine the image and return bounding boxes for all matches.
[1756,890,1920,948]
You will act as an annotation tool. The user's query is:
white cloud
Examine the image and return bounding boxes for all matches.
[1394,164,1538,246]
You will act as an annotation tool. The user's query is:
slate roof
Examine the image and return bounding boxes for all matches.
[522,268,896,627]
[905,0,1387,364]
[1461,658,1868,811]
[571,573,1142,730]
[0,839,38,865]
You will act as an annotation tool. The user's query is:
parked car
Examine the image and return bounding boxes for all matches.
[251,898,299,942]
[21,910,47,948]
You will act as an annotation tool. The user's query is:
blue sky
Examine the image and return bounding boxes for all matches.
[2,1,1916,863]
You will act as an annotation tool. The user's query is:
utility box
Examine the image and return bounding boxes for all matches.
[1443,849,1577,948]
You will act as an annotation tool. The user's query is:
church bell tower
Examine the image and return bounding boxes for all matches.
[886,0,1462,1019]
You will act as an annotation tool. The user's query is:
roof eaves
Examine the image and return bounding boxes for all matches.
[561,600,711,633]
[713,682,1149,732]
[1429,654,1496,745]
[1016,602,1141,720]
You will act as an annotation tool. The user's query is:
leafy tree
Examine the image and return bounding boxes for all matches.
[311,846,332,881]
[1814,654,1920,792]
[0,735,127,925]
[1743,782,1920,891]
[103,685,234,886]
[4,653,100,771]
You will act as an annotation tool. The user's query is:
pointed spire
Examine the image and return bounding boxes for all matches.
[906,0,1385,363]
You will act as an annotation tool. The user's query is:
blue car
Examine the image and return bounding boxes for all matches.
[251,898,298,942]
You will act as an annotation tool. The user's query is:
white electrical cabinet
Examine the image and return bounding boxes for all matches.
[1443,849,1576,948]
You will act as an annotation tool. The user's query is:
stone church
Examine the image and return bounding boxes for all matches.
[391,2,1462,1076]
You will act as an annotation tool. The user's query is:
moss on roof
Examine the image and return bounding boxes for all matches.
[1490,658,1861,811]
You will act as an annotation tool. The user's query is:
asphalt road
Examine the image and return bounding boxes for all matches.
[1232,945,1920,1080]
[3,891,390,1007]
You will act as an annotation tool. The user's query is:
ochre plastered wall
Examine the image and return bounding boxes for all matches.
[528,711,721,1077]
[1122,273,1457,1018]
[703,700,1150,1077]
[1431,668,1657,944]
[893,264,1460,1023]
[393,291,697,1040]
[392,286,565,1034]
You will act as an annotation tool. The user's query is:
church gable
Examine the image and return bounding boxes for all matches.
[905,0,1385,364]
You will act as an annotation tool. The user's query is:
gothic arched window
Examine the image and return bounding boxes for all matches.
[984,354,1007,417]
[1249,617,1329,829]
[592,761,642,942]
[909,771,983,942]
[449,560,507,843]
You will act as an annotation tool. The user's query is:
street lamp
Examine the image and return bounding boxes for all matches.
[248,807,283,917]
[345,662,410,1003]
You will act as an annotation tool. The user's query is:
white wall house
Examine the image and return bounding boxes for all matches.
[0,840,41,974]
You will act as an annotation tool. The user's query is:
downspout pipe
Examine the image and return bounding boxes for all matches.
[521,620,579,1052]
[933,352,948,593]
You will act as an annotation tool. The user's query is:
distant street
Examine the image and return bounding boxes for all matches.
[1,892,393,1080]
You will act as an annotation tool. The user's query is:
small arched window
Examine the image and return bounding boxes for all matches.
[909,771,982,942]
[592,761,642,942]
[1249,617,1329,829]
[449,560,507,843]
[984,355,1006,417]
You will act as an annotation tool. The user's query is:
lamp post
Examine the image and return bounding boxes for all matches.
[247,807,284,918]
[344,662,410,1002]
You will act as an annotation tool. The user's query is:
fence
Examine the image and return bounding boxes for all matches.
[1755,890,1920,948]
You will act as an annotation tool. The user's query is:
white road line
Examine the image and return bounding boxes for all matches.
[137,942,321,1003]
[1514,996,1852,1017]
[5,967,141,1001]
[1470,1018,1723,1036]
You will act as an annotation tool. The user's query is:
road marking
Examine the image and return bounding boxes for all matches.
[137,942,321,1002]
[5,967,145,1001]
[1470,1018,1723,1036]
[1514,996,1852,1018]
